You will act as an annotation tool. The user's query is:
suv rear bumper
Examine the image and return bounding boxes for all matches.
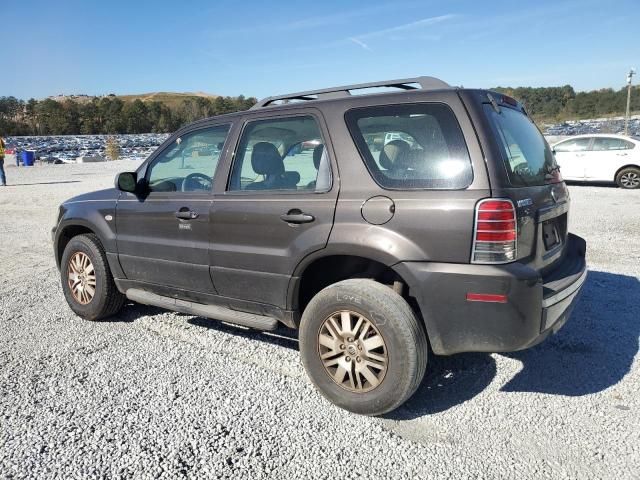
[393,233,587,355]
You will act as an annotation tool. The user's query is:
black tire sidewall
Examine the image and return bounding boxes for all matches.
[60,235,109,321]
[300,280,426,415]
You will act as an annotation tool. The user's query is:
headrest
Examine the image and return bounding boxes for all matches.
[251,142,284,175]
[283,171,300,186]
[313,144,324,170]
[379,140,411,170]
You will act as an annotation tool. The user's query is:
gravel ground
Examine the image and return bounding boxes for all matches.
[0,162,638,479]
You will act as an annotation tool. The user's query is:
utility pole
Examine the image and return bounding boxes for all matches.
[625,68,636,136]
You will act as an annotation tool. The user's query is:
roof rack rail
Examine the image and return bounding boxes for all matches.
[251,76,451,109]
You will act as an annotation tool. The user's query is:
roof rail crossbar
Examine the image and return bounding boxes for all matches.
[251,76,451,109]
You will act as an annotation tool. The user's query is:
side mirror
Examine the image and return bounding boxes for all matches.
[115,172,138,193]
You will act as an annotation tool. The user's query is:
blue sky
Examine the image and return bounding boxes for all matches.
[2,0,638,99]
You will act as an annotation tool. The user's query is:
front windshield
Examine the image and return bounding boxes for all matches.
[484,105,560,186]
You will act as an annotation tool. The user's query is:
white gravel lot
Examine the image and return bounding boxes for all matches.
[0,162,638,479]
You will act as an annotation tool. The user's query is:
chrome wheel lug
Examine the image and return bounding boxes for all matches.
[345,357,351,362]
[339,344,345,350]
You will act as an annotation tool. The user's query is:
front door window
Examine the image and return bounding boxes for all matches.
[554,138,591,153]
[147,125,230,192]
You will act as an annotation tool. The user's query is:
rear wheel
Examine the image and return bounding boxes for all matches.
[616,167,640,189]
[60,234,125,320]
[299,279,427,416]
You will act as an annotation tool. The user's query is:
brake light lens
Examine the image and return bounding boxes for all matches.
[472,199,517,264]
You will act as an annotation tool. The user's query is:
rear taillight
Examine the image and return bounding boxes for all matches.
[472,199,517,264]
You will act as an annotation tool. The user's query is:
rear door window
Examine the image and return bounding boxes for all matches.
[345,103,473,189]
[484,105,560,186]
[592,137,635,151]
[228,115,331,192]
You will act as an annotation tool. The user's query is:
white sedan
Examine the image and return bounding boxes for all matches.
[552,134,640,189]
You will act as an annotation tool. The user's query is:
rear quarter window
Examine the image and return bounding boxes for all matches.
[484,104,560,186]
[345,103,473,189]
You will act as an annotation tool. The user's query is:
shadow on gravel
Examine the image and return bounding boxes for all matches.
[187,317,299,351]
[388,270,639,420]
[4,180,82,186]
[111,271,637,419]
[564,181,617,188]
[108,302,167,323]
[387,352,497,420]
[501,270,639,396]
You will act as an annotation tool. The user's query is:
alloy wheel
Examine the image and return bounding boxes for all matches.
[67,252,96,304]
[620,171,640,188]
[317,310,388,392]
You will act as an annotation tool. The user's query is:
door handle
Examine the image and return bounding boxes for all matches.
[616,152,628,156]
[280,209,315,224]
[175,209,199,220]
[575,153,586,157]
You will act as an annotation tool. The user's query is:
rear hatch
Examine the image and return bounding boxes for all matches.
[478,92,569,274]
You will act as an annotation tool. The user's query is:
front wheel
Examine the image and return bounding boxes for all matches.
[299,279,427,416]
[60,234,125,320]
[616,167,640,189]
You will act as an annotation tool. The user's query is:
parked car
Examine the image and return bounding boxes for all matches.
[52,77,587,415]
[552,134,640,188]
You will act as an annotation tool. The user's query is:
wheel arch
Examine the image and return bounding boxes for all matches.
[55,222,98,268]
[54,212,119,274]
[289,253,428,339]
[614,163,640,181]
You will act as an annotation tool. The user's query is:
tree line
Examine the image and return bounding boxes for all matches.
[0,95,257,136]
[493,85,640,122]
[1,84,639,136]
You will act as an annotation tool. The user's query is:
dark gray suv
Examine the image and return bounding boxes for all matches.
[52,77,587,415]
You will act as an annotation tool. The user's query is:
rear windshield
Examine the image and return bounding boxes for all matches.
[484,105,560,187]
[345,103,473,189]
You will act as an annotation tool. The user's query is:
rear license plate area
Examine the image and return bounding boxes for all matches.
[542,213,567,251]
[542,221,560,250]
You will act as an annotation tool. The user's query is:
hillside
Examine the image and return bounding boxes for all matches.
[47,91,218,109]
[117,92,218,109]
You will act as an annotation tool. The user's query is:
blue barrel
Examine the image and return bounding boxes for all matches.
[20,150,35,166]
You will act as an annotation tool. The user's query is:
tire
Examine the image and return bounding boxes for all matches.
[615,167,640,189]
[299,279,428,416]
[60,233,125,320]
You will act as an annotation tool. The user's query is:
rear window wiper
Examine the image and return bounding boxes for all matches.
[544,164,561,181]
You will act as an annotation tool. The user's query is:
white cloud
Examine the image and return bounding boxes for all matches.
[353,14,457,41]
[348,37,372,51]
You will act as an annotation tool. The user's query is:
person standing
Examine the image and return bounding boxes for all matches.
[0,136,6,186]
